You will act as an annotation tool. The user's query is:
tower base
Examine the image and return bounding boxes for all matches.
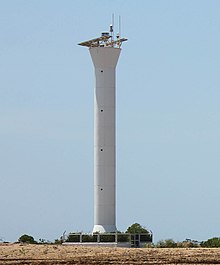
[92,224,117,234]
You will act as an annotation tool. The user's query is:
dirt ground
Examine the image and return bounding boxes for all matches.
[1,244,220,265]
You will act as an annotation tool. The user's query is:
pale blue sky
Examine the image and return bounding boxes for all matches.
[0,0,220,243]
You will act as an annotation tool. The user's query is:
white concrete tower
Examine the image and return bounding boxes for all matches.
[79,26,127,233]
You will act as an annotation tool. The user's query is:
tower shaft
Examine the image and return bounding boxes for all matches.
[78,27,127,234]
[90,47,120,233]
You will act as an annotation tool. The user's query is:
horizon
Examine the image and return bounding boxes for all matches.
[1,0,220,243]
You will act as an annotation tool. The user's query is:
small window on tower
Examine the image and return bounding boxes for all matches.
[101,109,103,112]
[100,149,103,151]
[101,70,103,73]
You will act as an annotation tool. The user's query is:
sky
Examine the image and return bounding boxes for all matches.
[0,0,220,243]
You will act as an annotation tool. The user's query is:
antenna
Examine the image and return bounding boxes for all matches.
[119,15,121,38]
[78,19,127,48]
[112,13,114,40]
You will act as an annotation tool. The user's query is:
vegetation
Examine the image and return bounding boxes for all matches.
[15,233,220,248]
[54,239,63,244]
[153,238,220,248]
[65,223,152,243]
[17,225,220,248]
[126,223,150,234]
[177,239,200,248]
[156,239,177,248]
[201,237,220,248]
[18,234,36,244]
[151,238,200,248]
[126,223,152,242]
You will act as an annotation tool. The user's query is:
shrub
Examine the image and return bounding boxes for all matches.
[156,239,177,248]
[126,223,152,242]
[176,239,199,248]
[201,237,220,247]
[18,234,36,244]
[126,223,149,234]
[54,239,62,244]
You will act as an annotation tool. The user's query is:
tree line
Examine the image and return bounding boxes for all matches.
[16,223,220,248]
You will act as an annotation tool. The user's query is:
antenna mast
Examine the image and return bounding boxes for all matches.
[112,14,114,41]
[78,20,127,48]
[119,15,121,38]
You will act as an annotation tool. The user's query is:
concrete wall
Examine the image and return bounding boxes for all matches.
[90,47,121,233]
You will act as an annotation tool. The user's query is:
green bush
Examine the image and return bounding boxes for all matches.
[156,239,177,248]
[201,237,220,247]
[18,234,36,244]
[126,223,152,242]
[126,223,149,234]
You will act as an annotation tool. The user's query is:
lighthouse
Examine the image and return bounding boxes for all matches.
[79,26,127,233]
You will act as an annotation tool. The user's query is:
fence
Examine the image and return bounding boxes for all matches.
[65,232,153,247]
